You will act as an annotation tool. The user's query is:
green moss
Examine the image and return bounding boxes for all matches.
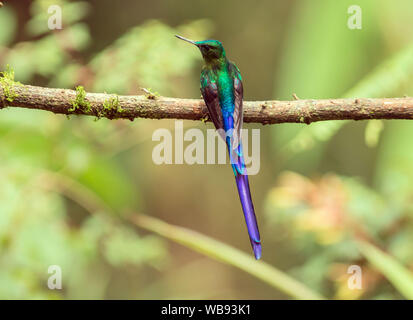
[103,95,123,113]
[142,87,159,100]
[0,65,21,103]
[69,86,91,113]
[201,112,209,123]
[96,95,124,120]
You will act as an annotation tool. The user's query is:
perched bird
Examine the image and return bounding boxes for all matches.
[176,35,261,259]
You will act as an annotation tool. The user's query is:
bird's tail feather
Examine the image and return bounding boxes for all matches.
[230,143,262,260]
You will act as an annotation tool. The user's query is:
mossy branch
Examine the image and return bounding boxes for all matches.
[1,82,413,124]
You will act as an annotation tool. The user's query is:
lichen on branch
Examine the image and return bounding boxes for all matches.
[69,86,92,113]
[0,65,21,104]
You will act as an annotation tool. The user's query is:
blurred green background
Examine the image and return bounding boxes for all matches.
[1,0,413,299]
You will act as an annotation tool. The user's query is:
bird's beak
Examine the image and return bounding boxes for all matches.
[175,35,197,46]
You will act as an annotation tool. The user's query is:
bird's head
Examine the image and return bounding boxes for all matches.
[176,35,226,64]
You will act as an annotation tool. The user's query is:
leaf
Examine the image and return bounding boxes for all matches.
[26,0,91,36]
[0,6,17,46]
[275,0,413,157]
[132,214,325,300]
[281,43,413,156]
[375,120,413,201]
[357,240,413,299]
[103,227,166,268]
[344,43,413,98]
[90,19,213,94]
[365,120,384,148]
[76,157,139,211]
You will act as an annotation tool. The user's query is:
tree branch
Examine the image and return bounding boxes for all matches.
[1,83,413,124]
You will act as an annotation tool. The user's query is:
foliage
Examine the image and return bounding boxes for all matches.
[0,0,413,300]
[132,214,324,300]
[0,0,212,299]
[265,171,412,298]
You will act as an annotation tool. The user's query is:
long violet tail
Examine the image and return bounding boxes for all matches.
[229,141,262,260]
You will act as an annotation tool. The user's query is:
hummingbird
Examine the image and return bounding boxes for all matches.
[176,35,261,259]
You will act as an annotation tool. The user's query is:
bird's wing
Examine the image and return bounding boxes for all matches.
[230,62,244,150]
[200,68,225,139]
